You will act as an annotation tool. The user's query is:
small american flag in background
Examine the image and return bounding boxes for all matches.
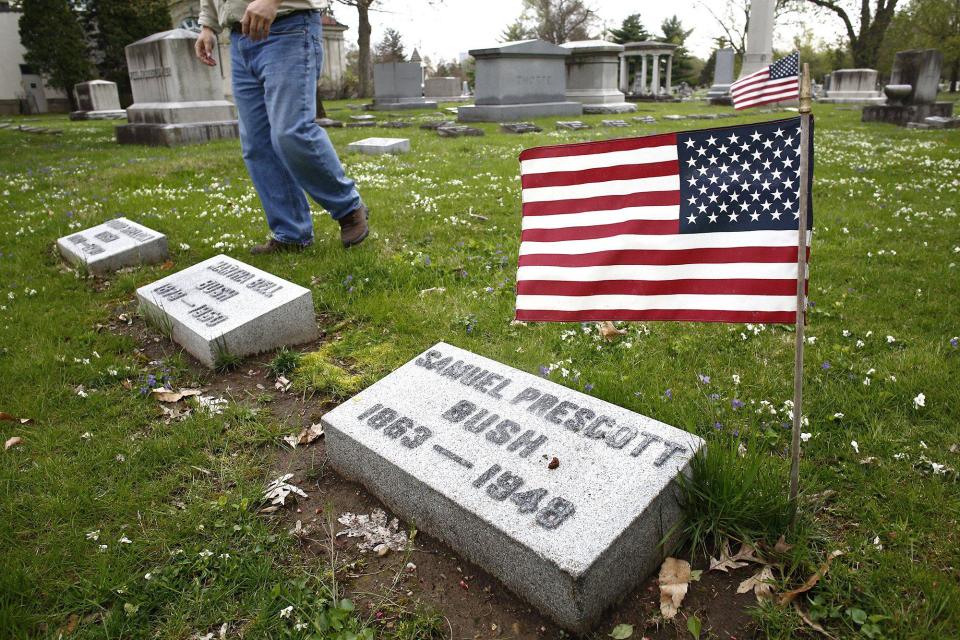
[515,116,813,324]
[731,52,800,110]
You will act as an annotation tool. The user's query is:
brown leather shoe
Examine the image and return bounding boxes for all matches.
[249,238,307,255]
[338,205,369,247]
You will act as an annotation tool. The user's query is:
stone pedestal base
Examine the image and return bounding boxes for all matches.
[582,103,637,114]
[369,99,438,111]
[70,110,127,121]
[862,102,954,127]
[116,121,239,146]
[427,96,472,103]
[628,94,681,103]
[458,101,582,122]
[819,93,885,104]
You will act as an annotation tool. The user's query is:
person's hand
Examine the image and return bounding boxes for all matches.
[242,0,283,41]
[195,27,217,66]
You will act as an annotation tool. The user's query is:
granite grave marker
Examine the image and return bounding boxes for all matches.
[346,137,410,155]
[323,342,703,632]
[136,255,318,368]
[70,80,126,120]
[57,217,168,274]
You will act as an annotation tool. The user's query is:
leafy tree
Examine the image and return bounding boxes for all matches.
[18,0,93,110]
[505,0,598,44]
[660,15,697,84]
[335,0,378,97]
[880,0,960,90]
[800,0,901,68]
[83,0,171,104]
[500,18,533,42]
[696,0,793,58]
[373,27,405,62]
[775,26,850,82]
[608,13,651,43]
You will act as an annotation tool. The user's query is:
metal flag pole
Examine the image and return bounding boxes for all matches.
[789,63,813,508]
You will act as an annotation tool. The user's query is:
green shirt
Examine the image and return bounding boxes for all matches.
[198,0,327,33]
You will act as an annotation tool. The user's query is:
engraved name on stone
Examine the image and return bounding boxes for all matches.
[129,67,172,80]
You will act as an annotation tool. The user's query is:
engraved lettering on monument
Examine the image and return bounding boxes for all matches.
[323,343,703,632]
[56,217,168,274]
[136,255,318,368]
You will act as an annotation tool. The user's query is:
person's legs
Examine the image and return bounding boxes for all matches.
[230,28,314,246]
[250,12,363,221]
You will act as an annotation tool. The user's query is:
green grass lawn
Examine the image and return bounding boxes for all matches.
[1,98,959,639]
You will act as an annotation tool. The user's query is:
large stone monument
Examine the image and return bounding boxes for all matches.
[819,69,883,103]
[457,40,582,122]
[323,343,703,632]
[57,218,167,274]
[862,49,953,126]
[562,40,636,114]
[706,48,735,105]
[618,41,679,100]
[136,255,318,368]
[372,50,436,111]
[115,30,238,146]
[424,77,469,102]
[69,80,126,120]
[739,0,775,78]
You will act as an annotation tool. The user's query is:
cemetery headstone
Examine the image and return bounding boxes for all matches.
[372,59,437,111]
[420,120,457,130]
[738,0,775,78]
[561,40,636,114]
[436,125,484,137]
[425,76,468,102]
[633,115,656,123]
[346,121,376,128]
[601,119,630,127]
[322,342,704,632]
[923,115,960,129]
[350,114,376,121]
[555,121,591,130]
[819,69,883,103]
[316,117,344,128]
[500,122,543,134]
[706,48,735,105]
[663,114,686,120]
[70,80,126,120]
[116,30,238,146]
[863,49,954,126]
[380,121,411,128]
[458,40,582,122]
[346,137,410,155]
[57,217,168,275]
[136,255,318,368]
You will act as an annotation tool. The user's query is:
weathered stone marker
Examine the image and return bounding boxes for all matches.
[346,137,410,155]
[57,217,168,274]
[323,342,703,632]
[136,255,318,368]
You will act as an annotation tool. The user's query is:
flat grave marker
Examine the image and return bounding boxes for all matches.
[556,120,591,130]
[57,217,168,274]
[323,342,704,632]
[436,125,484,137]
[136,255,318,368]
[601,119,630,127]
[346,137,410,155]
[501,122,543,134]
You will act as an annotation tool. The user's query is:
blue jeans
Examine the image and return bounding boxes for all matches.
[230,11,362,245]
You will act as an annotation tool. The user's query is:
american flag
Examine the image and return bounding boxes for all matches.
[731,52,800,110]
[515,116,813,324]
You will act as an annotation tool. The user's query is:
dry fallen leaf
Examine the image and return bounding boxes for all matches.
[275,376,291,392]
[160,260,175,270]
[5,436,23,450]
[737,565,776,602]
[284,423,324,448]
[658,557,691,619]
[774,535,795,554]
[599,321,627,341]
[419,287,447,296]
[778,550,843,606]
[793,602,838,639]
[0,412,31,424]
[709,540,761,572]
[151,388,202,403]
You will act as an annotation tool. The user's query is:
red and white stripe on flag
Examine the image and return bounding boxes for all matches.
[731,52,800,110]
[515,117,812,324]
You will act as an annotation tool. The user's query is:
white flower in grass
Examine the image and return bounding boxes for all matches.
[886,335,896,344]
[280,606,294,619]
[856,340,865,348]
[851,440,860,454]
[732,374,741,385]
[800,432,812,442]
[86,530,100,541]
[198,549,213,558]
[118,536,132,544]
[863,377,871,386]
[144,573,152,580]
[842,329,851,337]
[913,393,926,409]
[806,336,817,345]
[98,544,108,553]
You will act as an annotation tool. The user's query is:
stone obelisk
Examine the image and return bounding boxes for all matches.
[738,0,775,78]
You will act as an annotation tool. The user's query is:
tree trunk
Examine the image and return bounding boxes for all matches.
[950,58,959,93]
[357,3,372,98]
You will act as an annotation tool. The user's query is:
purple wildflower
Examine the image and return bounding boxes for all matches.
[709,393,720,401]
[822,361,831,370]
[584,383,594,392]
[697,373,710,385]
[731,398,745,410]
[539,365,550,377]
[951,337,958,348]
[663,389,672,399]
[713,422,723,430]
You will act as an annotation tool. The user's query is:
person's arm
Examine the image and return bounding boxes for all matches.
[195,0,220,67]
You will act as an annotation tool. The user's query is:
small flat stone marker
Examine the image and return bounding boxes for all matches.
[316,117,344,128]
[380,120,411,128]
[346,137,410,155]
[633,115,656,123]
[601,119,630,127]
[663,114,686,121]
[322,342,703,632]
[436,125,484,137]
[350,114,376,121]
[136,255,318,368]
[345,121,376,128]
[501,122,543,134]
[420,120,457,130]
[556,121,591,130]
[57,217,168,275]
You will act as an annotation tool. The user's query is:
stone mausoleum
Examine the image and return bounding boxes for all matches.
[619,41,679,100]
[562,40,636,114]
